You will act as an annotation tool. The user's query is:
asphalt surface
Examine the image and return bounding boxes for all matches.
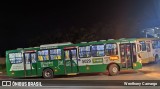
[51,61,160,80]
[1,61,160,80]
[0,61,160,89]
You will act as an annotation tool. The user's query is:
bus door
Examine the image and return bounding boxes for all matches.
[120,43,136,69]
[24,51,37,76]
[146,41,152,62]
[64,47,78,74]
[138,41,149,63]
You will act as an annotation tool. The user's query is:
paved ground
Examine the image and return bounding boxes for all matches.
[51,61,160,80]
[1,61,160,80]
[0,62,160,88]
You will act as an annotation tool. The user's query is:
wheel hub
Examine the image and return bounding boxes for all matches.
[112,67,118,73]
[45,71,51,77]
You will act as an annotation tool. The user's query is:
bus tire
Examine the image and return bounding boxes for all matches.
[108,64,119,76]
[42,68,54,79]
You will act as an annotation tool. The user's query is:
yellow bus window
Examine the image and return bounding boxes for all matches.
[50,49,62,60]
[38,56,43,61]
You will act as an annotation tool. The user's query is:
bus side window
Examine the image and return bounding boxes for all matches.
[65,50,70,60]
[38,51,43,61]
[50,49,62,60]
[9,53,16,63]
[105,44,117,56]
[146,43,151,52]
[158,41,160,48]
[9,53,22,64]
[31,53,36,63]
[120,45,125,55]
[139,41,146,51]
[25,53,30,64]
[91,45,104,57]
[152,41,156,49]
[38,56,43,61]
[126,45,131,55]
[79,46,91,58]
[71,49,77,59]
[38,50,49,61]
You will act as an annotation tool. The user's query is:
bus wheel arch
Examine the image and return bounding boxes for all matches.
[42,68,54,79]
[107,63,120,76]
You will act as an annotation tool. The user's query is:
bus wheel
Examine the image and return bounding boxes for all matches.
[108,64,119,76]
[43,68,54,79]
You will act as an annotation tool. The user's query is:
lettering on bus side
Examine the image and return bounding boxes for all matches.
[41,62,53,67]
[66,61,71,66]
[78,58,92,66]
[10,63,35,71]
[92,58,103,63]
[58,60,64,65]
[82,59,91,63]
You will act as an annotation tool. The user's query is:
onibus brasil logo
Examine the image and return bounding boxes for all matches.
[2,81,42,86]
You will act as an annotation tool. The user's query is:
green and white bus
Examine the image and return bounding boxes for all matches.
[6,39,143,79]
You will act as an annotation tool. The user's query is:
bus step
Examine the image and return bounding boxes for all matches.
[67,73,78,75]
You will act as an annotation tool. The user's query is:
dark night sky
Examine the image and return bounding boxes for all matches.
[0,0,160,56]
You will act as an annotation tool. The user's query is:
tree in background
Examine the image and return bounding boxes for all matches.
[28,23,115,46]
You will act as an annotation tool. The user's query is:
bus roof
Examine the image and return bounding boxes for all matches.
[40,42,72,48]
[6,37,160,52]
